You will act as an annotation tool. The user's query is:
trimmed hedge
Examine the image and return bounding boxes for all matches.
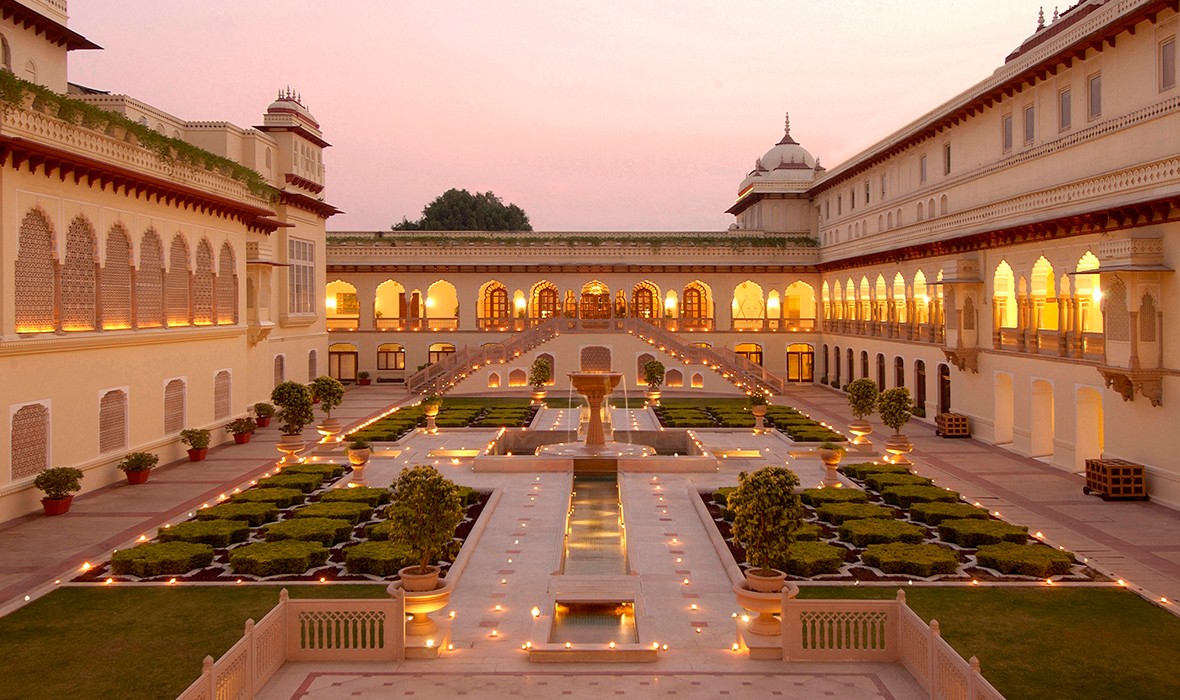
[110,542,214,578]
[282,462,346,479]
[263,517,354,546]
[881,485,960,509]
[938,519,1029,548]
[841,462,913,480]
[228,540,329,577]
[800,487,869,507]
[293,501,372,524]
[712,487,737,506]
[157,519,249,547]
[455,486,481,506]
[909,502,991,526]
[255,473,323,493]
[817,502,896,526]
[784,541,846,577]
[230,487,305,509]
[976,542,1074,577]
[864,472,933,492]
[320,487,391,508]
[345,541,417,576]
[838,518,927,547]
[794,523,822,541]
[365,520,396,541]
[195,502,279,527]
[862,543,960,577]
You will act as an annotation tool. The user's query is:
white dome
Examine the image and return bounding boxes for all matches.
[738,113,819,190]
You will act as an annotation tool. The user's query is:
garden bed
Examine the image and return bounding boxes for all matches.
[654,399,845,441]
[347,397,539,442]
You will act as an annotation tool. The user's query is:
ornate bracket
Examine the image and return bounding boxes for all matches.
[1097,366,1163,407]
[941,347,979,374]
[248,321,274,347]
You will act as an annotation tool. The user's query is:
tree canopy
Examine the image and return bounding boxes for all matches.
[392,188,532,231]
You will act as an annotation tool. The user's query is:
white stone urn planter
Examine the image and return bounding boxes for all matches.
[734,576,799,636]
[848,420,873,445]
[751,404,768,432]
[316,418,342,440]
[530,389,547,406]
[645,389,661,406]
[391,569,450,636]
[884,434,914,465]
[276,434,305,466]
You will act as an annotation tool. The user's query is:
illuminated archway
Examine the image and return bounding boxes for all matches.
[426,280,459,329]
[326,280,358,330]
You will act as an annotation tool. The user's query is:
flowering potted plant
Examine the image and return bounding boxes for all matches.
[180,428,211,462]
[117,451,158,485]
[225,417,257,444]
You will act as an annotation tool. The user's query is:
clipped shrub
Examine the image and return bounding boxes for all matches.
[864,472,933,492]
[938,519,1029,548]
[283,462,346,480]
[263,517,354,546]
[228,540,329,577]
[345,541,417,576]
[881,485,960,509]
[794,523,823,541]
[838,518,927,547]
[841,462,913,480]
[455,486,481,506]
[816,502,896,526]
[110,541,214,578]
[294,501,372,525]
[784,541,846,577]
[320,487,391,508]
[800,487,869,507]
[976,542,1074,577]
[365,520,396,541]
[255,473,323,493]
[231,487,306,509]
[863,543,960,577]
[909,502,991,526]
[196,502,280,527]
[158,519,249,547]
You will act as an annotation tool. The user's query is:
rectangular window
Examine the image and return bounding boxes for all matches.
[825,200,830,218]
[851,189,856,210]
[837,196,842,215]
[919,155,927,184]
[1023,104,1035,143]
[865,181,871,204]
[1088,74,1102,119]
[1059,88,1072,131]
[377,348,405,370]
[880,174,886,199]
[1163,38,1176,91]
[1002,114,1013,151]
[288,238,315,314]
[943,144,951,175]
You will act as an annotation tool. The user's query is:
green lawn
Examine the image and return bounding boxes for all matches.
[798,586,1180,700]
[0,585,386,700]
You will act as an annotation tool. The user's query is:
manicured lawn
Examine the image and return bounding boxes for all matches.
[798,586,1180,700]
[0,584,386,700]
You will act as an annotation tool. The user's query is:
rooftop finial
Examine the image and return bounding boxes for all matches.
[1037,7,1045,30]
[1052,6,1059,21]
[784,112,791,138]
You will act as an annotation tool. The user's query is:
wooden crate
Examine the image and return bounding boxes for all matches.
[935,412,971,438]
[1083,458,1148,501]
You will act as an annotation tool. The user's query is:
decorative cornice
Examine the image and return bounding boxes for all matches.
[0,0,100,51]
[256,123,331,149]
[0,324,243,357]
[327,263,819,275]
[284,172,324,194]
[278,190,341,219]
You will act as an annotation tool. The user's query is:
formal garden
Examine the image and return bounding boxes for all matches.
[654,398,846,441]
[346,397,540,442]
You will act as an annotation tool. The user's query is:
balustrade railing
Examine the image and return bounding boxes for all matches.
[405,317,561,393]
[627,318,786,395]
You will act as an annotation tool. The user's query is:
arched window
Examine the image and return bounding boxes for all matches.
[163,379,186,435]
[940,194,949,215]
[1140,293,1158,343]
[632,282,658,319]
[193,239,215,325]
[894,357,905,388]
[428,343,455,364]
[166,235,191,326]
[533,283,559,319]
[637,353,655,384]
[917,202,925,222]
[665,369,684,388]
[488,372,501,388]
[537,353,555,385]
[861,350,869,379]
[274,355,286,386]
[15,209,56,333]
[0,34,11,71]
[102,225,133,330]
[216,243,236,324]
[915,360,927,409]
[137,230,165,328]
[62,216,97,331]
[99,389,128,453]
[735,343,763,366]
[876,353,886,391]
[214,371,231,420]
[308,349,318,380]
[690,372,704,389]
[11,404,49,481]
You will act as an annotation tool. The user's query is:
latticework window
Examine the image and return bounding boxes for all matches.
[163,379,185,434]
[213,371,231,420]
[101,226,133,330]
[945,288,959,330]
[1140,294,1157,342]
[1104,279,1129,341]
[61,217,97,331]
[11,404,49,481]
[274,356,285,387]
[15,209,55,333]
[137,230,164,328]
[308,350,318,381]
[192,239,214,325]
[99,390,127,453]
[963,297,976,331]
[166,235,190,326]
[216,243,236,324]
[581,346,612,372]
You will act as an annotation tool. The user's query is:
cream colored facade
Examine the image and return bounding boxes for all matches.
[326,0,1180,505]
[0,1,336,520]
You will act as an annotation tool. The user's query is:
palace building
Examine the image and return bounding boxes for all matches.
[324,0,1180,504]
[0,0,338,520]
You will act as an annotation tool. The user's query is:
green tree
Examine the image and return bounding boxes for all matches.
[393,188,532,231]
[729,466,804,575]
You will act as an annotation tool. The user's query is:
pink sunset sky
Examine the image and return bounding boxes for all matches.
[67,1,1041,232]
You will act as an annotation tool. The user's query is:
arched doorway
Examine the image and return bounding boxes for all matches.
[876,354,885,391]
[915,360,927,412]
[846,348,854,385]
[937,364,951,414]
[860,351,869,379]
[580,281,612,320]
[894,357,905,388]
[325,280,359,331]
[329,342,358,381]
[786,343,814,383]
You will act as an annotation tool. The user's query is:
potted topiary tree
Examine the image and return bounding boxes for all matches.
[225,417,257,444]
[117,451,158,485]
[180,428,212,462]
[251,402,275,428]
[878,387,915,465]
[845,378,879,446]
[310,375,346,439]
[728,466,803,592]
[642,359,665,405]
[357,370,372,386]
[387,465,464,591]
[34,467,84,515]
[528,357,551,405]
[421,393,443,433]
[271,381,314,466]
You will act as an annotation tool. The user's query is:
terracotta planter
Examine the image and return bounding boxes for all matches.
[751,404,767,432]
[187,448,208,462]
[255,416,272,428]
[41,496,73,516]
[358,378,372,386]
[232,431,252,445]
[124,470,151,485]
[398,565,441,592]
[744,568,787,593]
